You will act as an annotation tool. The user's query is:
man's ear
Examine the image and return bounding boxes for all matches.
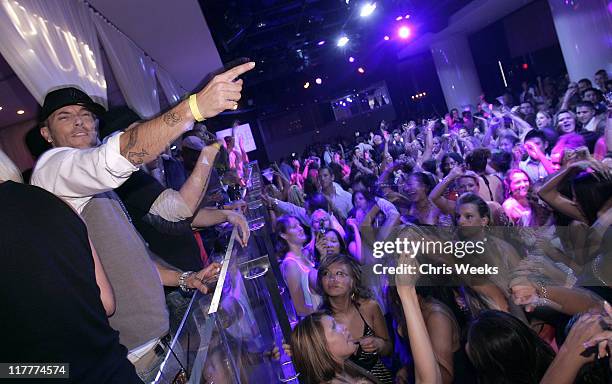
[40,126,52,144]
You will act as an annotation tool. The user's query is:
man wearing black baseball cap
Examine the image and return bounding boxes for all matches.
[31,61,255,382]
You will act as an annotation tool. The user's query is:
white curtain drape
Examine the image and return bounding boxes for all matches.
[0,0,107,106]
[155,63,186,107]
[92,10,159,118]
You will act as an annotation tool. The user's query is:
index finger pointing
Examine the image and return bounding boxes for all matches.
[219,62,256,82]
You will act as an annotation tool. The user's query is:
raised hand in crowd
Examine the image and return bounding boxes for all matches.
[540,311,608,384]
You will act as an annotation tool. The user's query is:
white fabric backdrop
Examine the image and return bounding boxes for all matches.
[0,0,107,106]
[92,10,159,118]
[155,63,186,107]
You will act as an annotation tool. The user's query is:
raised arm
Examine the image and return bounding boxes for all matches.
[177,143,220,214]
[346,218,363,264]
[540,312,605,384]
[301,159,312,180]
[523,141,556,176]
[238,136,249,164]
[537,161,590,223]
[398,285,442,384]
[420,120,434,164]
[505,110,533,140]
[429,167,461,215]
[120,62,255,166]
[559,87,577,111]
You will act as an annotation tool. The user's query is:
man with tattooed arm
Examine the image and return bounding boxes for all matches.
[30,62,255,382]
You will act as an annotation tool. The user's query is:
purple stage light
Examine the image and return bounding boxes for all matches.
[398,26,411,39]
[349,56,355,62]
[357,67,365,74]
[318,40,326,46]
[384,35,390,41]
[315,77,322,85]
[395,16,403,21]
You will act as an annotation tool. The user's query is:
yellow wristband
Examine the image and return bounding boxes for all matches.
[189,94,205,122]
[211,142,221,151]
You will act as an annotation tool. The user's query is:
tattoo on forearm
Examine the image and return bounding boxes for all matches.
[163,111,182,126]
[127,149,150,166]
[122,128,150,166]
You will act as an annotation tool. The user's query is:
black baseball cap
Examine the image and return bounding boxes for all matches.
[39,87,106,122]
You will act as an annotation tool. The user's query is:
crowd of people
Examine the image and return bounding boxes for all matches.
[262,69,612,383]
[2,58,612,384]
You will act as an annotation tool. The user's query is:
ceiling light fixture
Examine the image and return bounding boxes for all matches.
[17,109,25,115]
[337,36,349,47]
[398,26,411,39]
[360,2,376,17]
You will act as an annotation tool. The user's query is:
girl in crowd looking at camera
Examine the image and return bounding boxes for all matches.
[502,169,550,227]
[317,254,394,383]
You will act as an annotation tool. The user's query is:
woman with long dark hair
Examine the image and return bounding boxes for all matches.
[317,254,394,383]
[276,215,321,317]
[455,193,522,314]
[466,310,555,384]
[401,172,449,225]
[502,169,550,227]
[465,148,504,204]
[314,228,349,266]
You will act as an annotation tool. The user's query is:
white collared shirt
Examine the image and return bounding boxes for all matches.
[31,132,138,213]
[329,182,353,219]
[519,157,548,183]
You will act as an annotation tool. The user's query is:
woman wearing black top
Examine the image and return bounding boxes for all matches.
[317,254,394,383]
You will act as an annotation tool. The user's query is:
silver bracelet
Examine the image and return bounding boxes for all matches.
[179,271,196,293]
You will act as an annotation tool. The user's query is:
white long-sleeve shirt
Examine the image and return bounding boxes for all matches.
[31,133,138,213]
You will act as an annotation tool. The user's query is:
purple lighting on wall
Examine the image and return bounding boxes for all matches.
[398,26,411,39]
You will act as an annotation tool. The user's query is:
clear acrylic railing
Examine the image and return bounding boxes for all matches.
[154,219,299,383]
